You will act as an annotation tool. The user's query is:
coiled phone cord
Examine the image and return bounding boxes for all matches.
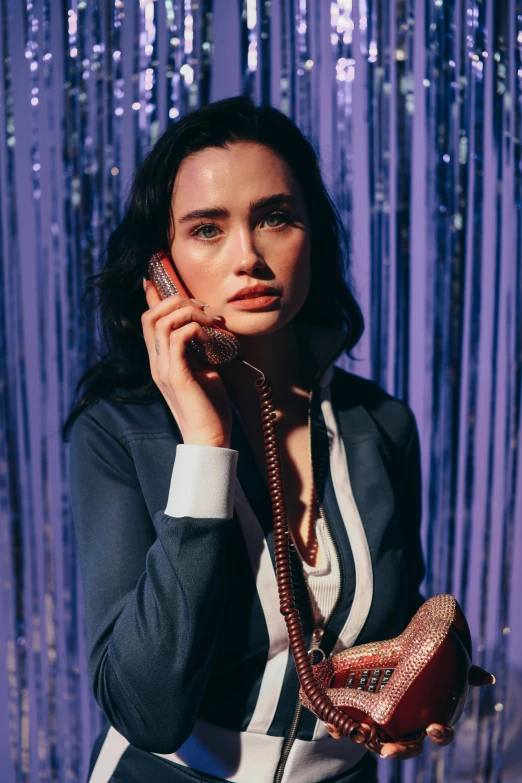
[243,362,376,745]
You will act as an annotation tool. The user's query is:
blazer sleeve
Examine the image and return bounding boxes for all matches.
[69,408,238,754]
[400,408,426,621]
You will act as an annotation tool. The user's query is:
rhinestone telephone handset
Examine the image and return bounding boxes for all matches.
[146,250,493,747]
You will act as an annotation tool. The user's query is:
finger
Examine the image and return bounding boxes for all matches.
[143,277,162,308]
[141,280,167,362]
[426,724,454,746]
[156,307,222,366]
[380,742,402,759]
[147,302,219,378]
[168,319,220,379]
[142,284,213,348]
[323,723,343,740]
[468,665,496,687]
[380,741,423,760]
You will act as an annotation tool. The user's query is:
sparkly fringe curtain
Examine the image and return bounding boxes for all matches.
[0,1,520,782]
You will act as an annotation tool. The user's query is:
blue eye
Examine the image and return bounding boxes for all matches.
[192,223,219,239]
[264,211,291,227]
[191,210,292,240]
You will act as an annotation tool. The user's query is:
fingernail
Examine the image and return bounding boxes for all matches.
[381,751,396,759]
[190,298,210,306]
[426,727,444,739]
[208,313,224,321]
[491,674,496,684]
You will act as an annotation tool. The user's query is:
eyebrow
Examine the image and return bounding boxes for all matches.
[177,193,298,224]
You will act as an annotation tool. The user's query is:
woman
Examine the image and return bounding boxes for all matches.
[63,96,455,783]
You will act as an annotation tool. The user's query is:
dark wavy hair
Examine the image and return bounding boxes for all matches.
[61,95,364,442]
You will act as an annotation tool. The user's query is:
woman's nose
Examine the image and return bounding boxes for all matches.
[231,230,266,272]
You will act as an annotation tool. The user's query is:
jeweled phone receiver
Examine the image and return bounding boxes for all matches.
[147,250,240,365]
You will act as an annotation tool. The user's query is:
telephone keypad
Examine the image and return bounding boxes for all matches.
[342,667,395,693]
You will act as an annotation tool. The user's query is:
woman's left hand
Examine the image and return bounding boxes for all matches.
[323,721,454,759]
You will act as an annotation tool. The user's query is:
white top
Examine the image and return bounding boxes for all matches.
[300,515,341,627]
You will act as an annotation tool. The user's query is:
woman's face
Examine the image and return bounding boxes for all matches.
[168,142,311,337]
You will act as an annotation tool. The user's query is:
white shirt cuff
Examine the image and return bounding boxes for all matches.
[165,444,239,519]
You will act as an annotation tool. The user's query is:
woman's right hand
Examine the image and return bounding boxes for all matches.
[141,278,233,448]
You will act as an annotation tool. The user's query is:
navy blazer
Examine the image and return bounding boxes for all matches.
[69,323,425,783]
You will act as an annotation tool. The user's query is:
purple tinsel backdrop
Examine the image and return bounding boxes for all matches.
[0,0,520,781]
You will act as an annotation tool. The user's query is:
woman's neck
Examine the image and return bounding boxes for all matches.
[217,321,317,415]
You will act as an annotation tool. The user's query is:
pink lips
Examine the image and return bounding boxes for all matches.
[229,294,281,310]
[229,285,281,301]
